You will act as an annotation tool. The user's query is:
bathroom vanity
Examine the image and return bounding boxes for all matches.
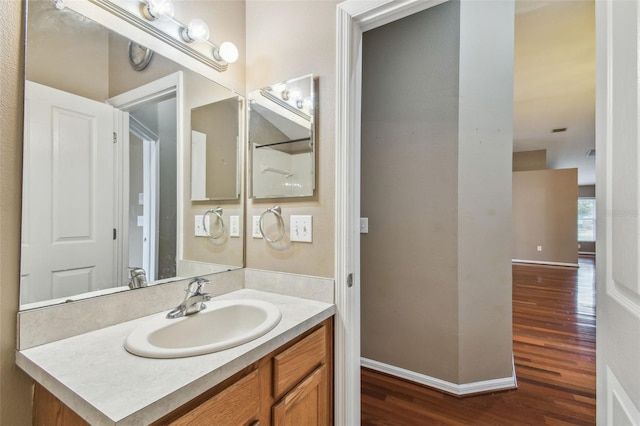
[17,289,335,425]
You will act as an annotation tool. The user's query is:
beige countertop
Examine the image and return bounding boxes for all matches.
[17,289,335,425]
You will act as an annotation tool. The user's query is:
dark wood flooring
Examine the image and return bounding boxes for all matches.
[361,256,596,425]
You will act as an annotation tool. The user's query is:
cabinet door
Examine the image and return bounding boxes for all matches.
[169,370,259,426]
[272,365,328,426]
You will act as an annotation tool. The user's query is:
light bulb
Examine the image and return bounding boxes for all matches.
[182,19,210,42]
[289,90,301,101]
[215,42,239,64]
[142,0,174,21]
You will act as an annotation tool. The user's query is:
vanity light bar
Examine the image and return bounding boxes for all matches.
[56,0,236,72]
[139,0,238,64]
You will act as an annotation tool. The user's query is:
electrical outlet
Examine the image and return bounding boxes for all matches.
[195,215,210,237]
[229,216,240,237]
[360,217,369,234]
[537,245,542,252]
[290,215,312,242]
[252,216,262,238]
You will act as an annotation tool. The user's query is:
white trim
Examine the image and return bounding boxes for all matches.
[512,259,579,268]
[335,1,448,424]
[579,251,596,255]
[607,367,640,425]
[361,357,517,396]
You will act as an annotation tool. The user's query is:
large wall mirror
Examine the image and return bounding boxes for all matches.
[20,0,244,309]
[249,74,315,198]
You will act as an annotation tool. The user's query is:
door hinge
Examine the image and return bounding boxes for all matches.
[113,228,117,240]
[113,132,117,144]
[347,273,354,288]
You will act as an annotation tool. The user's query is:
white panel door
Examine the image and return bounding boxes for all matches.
[597,1,640,424]
[21,81,115,304]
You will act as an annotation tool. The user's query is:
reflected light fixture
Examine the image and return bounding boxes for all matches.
[139,0,239,66]
[182,19,210,42]
[214,42,239,64]
[141,0,174,21]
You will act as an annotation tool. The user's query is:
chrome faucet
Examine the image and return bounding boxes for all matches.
[166,277,211,319]
[128,267,147,289]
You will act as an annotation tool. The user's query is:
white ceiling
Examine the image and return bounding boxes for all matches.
[513,0,595,185]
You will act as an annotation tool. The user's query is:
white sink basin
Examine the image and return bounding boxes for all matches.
[124,300,282,358]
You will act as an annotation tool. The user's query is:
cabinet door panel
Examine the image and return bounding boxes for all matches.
[273,327,326,398]
[169,370,259,426]
[272,365,328,426]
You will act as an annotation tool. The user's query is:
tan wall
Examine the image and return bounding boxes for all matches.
[0,1,34,423]
[513,168,579,264]
[245,0,338,278]
[513,149,546,171]
[108,32,245,269]
[182,75,244,268]
[185,96,243,268]
[361,0,514,385]
[26,0,109,101]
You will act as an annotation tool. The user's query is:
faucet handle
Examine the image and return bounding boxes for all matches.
[187,277,210,294]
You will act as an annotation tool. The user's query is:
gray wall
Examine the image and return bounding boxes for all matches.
[361,0,514,385]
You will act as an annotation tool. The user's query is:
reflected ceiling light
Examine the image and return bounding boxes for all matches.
[141,0,175,21]
[181,19,210,42]
[214,42,239,64]
[138,0,239,69]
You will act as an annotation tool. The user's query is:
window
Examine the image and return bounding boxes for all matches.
[578,198,596,242]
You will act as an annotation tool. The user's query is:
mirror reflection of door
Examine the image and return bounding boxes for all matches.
[127,98,177,282]
[20,82,115,304]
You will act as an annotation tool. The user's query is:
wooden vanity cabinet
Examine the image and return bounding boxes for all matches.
[32,317,333,426]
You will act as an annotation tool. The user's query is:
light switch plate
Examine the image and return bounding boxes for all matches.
[229,215,240,237]
[252,216,262,238]
[290,215,312,242]
[195,215,210,237]
[360,217,368,234]
[537,245,542,252]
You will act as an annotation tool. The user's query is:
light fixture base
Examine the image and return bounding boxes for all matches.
[212,48,225,63]
[140,4,157,21]
[181,28,195,43]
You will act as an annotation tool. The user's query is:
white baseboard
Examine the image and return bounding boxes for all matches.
[512,259,579,268]
[361,356,517,396]
[578,251,596,255]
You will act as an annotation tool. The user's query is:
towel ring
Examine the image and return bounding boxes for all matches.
[203,207,225,239]
[259,205,285,243]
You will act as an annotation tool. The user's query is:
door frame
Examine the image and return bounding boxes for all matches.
[334,1,447,424]
[129,116,160,281]
[108,72,184,286]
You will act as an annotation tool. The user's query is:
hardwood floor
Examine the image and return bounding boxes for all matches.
[361,256,596,425]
